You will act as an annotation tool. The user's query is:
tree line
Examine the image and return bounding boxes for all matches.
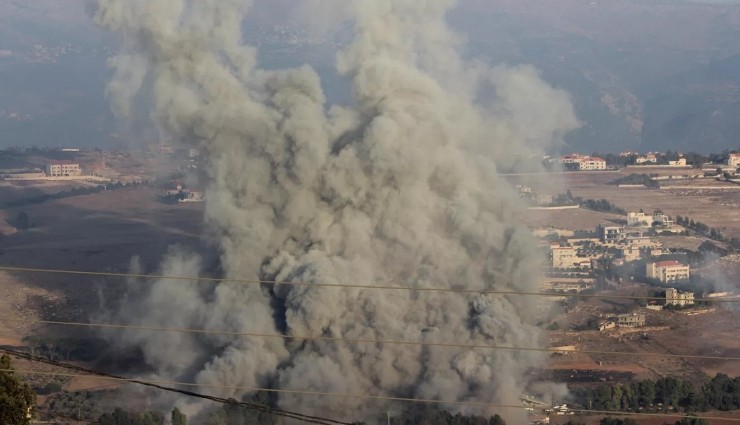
[564,415,709,425]
[574,374,740,413]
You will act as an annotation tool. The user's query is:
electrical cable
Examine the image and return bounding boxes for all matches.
[2,352,740,423]
[0,265,737,303]
[3,316,739,362]
[1,348,347,425]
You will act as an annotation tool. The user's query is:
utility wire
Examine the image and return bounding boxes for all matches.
[0,348,347,425]
[4,316,739,362]
[0,265,737,303]
[3,357,740,423]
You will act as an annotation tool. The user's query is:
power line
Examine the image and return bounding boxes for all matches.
[1,348,347,425]
[4,348,740,423]
[1,265,737,303]
[5,316,740,362]
[4,363,740,423]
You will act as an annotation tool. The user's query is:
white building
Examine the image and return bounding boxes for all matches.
[669,158,687,166]
[729,153,740,168]
[652,212,674,227]
[578,157,607,171]
[617,313,646,327]
[636,153,657,164]
[599,225,624,243]
[646,260,690,283]
[666,288,695,307]
[627,212,650,227]
[46,161,82,177]
[551,246,578,269]
[179,190,204,203]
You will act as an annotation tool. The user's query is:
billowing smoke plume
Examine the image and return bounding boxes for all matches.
[95,0,578,422]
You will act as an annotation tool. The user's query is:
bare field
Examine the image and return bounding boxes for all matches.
[549,289,740,387]
[0,185,205,326]
[510,171,740,239]
[526,208,622,232]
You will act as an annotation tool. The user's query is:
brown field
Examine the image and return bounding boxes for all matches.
[0,185,205,343]
[548,282,740,388]
[510,170,740,239]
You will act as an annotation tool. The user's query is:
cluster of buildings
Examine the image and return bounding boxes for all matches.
[559,154,607,171]
[545,209,691,283]
[1,160,83,180]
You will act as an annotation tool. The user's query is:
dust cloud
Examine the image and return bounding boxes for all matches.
[95,0,578,422]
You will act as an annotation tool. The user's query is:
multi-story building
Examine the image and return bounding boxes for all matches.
[665,288,695,307]
[46,161,82,177]
[578,157,607,171]
[551,246,578,269]
[617,313,646,328]
[652,212,674,228]
[598,225,624,243]
[646,260,690,283]
[621,245,641,262]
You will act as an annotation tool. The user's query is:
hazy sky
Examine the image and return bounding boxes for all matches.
[1,0,740,152]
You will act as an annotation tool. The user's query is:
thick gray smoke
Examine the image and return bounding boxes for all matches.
[96,0,578,422]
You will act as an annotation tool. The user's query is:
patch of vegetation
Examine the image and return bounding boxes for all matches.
[0,354,36,425]
[609,173,659,188]
[574,374,740,413]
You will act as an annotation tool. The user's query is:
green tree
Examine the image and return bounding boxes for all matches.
[0,354,36,425]
[172,407,187,425]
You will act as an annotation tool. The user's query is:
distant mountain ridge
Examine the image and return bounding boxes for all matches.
[1,0,740,152]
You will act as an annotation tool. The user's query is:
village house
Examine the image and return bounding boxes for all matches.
[617,313,646,328]
[578,157,607,171]
[636,153,657,164]
[728,153,740,168]
[666,288,695,307]
[627,211,650,227]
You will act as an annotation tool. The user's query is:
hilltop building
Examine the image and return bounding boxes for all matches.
[578,157,607,171]
[636,153,657,164]
[666,288,695,307]
[646,260,690,283]
[46,161,81,177]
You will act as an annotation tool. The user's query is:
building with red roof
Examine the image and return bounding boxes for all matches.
[646,260,690,283]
